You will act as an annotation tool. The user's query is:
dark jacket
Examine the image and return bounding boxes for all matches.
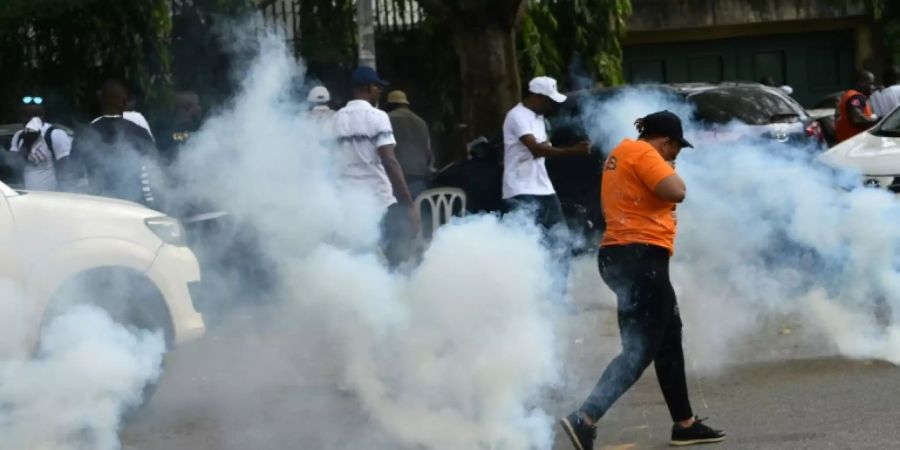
[70,116,161,208]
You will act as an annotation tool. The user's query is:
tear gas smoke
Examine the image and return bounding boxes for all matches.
[583,87,900,371]
[11,24,899,450]
[0,279,164,450]
[167,32,565,449]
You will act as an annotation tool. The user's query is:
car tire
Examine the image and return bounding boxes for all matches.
[42,267,174,410]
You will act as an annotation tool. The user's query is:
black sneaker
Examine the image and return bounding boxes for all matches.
[559,411,596,450]
[670,417,726,446]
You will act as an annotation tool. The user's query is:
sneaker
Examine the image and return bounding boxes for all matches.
[670,417,726,446]
[559,411,596,450]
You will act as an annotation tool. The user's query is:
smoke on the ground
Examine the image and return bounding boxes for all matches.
[0,279,164,449]
[164,31,566,450]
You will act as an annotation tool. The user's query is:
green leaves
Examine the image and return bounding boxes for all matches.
[0,0,173,122]
[518,0,632,87]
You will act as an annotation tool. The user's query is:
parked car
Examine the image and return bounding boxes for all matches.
[671,82,826,146]
[0,179,205,398]
[818,105,900,193]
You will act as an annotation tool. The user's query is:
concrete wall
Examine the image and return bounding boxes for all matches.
[628,0,868,31]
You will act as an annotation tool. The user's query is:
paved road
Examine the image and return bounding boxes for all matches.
[121,262,900,449]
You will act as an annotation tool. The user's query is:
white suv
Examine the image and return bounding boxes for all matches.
[819,106,900,193]
[0,180,205,351]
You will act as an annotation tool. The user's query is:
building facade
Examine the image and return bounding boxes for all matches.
[623,0,876,106]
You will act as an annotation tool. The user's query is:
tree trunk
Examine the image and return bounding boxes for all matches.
[415,0,526,155]
[452,23,521,144]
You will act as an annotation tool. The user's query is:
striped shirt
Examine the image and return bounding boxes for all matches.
[332,100,397,209]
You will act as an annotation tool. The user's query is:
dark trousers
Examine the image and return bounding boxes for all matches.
[504,194,564,230]
[381,203,416,268]
[581,244,694,423]
[405,175,430,201]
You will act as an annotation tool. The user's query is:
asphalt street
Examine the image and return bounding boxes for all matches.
[121,261,900,449]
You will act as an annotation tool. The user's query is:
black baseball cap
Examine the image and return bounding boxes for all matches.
[639,110,693,148]
[351,66,389,87]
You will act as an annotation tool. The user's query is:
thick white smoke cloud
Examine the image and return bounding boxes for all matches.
[583,87,900,371]
[0,279,164,450]
[171,33,564,449]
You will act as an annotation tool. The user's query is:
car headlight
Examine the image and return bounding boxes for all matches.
[145,216,186,246]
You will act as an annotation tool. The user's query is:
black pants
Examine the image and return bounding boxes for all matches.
[504,194,564,230]
[581,244,693,423]
[381,203,416,268]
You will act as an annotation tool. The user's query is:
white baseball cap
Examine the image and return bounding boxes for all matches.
[307,86,330,103]
[529,76,567,103]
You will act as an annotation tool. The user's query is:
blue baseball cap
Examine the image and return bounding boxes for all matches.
[351,66,389,87]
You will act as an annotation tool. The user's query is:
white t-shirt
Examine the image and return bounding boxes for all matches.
[306,105,335,126]
[9,124,73,191]
[332,100,397,210]
[870,85,900,118]
[502,103,555,199]
[122,111,154,139]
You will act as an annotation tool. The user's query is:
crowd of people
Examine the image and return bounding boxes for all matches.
[49,57,900,448]
[6,80,205,216]
[12,57,900,449]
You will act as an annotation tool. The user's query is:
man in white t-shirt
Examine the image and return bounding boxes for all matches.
[503,76,590,229]
[8,98,73,191]
[306,85,335,124]
[871,65,900,118]
[333,66,417,266]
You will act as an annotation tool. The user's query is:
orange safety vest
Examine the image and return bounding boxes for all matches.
[835,89,873,143]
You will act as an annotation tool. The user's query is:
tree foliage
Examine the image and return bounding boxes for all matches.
[519,0,632,87]
[0,0,254,124]
[414,0,527,140]
[0,0,173,123]
[296,0,357,69]
[171,0,255,106]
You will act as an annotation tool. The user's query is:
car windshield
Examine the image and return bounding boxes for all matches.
[871,108,900,137]
[689,87,806,125]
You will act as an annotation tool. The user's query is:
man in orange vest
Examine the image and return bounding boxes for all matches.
[835,69,878,143]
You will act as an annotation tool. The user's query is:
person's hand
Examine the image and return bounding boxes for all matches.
[28,150,48,164]
[408,206,421,235]
[571,141,592,156]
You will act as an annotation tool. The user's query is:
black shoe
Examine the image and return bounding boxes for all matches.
[559,411,596,450]
[670,417,726,446]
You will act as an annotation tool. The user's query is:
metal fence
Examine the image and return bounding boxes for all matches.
[374,0,424,32]
[253,0,425,55]
[256,0,301,52]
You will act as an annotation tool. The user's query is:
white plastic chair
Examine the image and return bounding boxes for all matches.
[414,187,466,241]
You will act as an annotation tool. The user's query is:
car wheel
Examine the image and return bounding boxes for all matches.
[42,267,174,409]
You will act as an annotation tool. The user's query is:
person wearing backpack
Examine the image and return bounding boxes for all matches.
[8,95,73,191]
